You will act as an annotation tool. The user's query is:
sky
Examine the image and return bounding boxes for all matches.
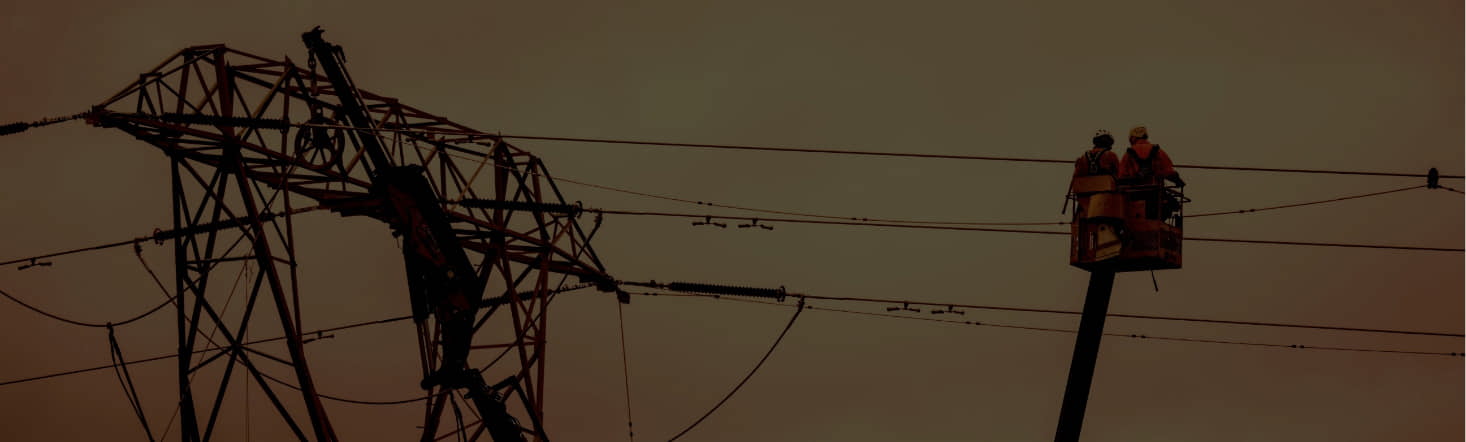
[0,1,1462,441]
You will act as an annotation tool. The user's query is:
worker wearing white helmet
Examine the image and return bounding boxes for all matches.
[1073,129,1120,178]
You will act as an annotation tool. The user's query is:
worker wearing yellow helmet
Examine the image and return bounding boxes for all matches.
[1118,126,1184,187]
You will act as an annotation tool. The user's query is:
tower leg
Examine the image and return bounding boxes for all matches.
[1054,270,1116,442]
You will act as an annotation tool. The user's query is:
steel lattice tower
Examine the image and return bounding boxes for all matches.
[83,29,613,442]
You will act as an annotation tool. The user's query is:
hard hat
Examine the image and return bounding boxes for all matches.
[1092,130,1114,147]
[1129,126,1148,139]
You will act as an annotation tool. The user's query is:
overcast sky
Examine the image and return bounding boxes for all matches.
[1,1,1462,441]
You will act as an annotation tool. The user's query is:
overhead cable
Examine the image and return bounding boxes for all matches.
[286,122,1462,179]
[590,209,1464,252]
[630,287,1462,337]
[432,146,1448,230]
[665,299,806,441]
[780,292,1463,337]
[0,287,174,329]
[11,111,1459,178]
[637,292,1464,358]
[810,303,1463,357]
[541,168,1429,226]
[257,369,431,406]
[1187,185,1426,218]
[0,315,412,388]
[495,134,1464,180]
[0,205,328,268]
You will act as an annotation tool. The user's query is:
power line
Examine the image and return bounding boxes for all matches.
[0,234,198,331]
[12,114,1455,180]
[1181,236,1460,252]
[1186,185,1425,218]
[444,143,1444,233]
[777,292,1462,337]
[294,124,1466,179]
[637,292,1465,358]
[0,287,174,329]
[436,146,1444,234]
[0,350,181,388]
[0,315,413,388]
[303,123,1466,180]
[496,134,1464,180]
[129,129,1419,240]
[628,286,1462,337]
[256,369,431,406]
[0,238,142,268]
[666,299,806,441]
[432,148,1068,227]
[548,172,1066,226]
[5,179,1448,286]
[814,303,1463,357]
[0,205,328,268]
[544,168,1429,226]
[589,209,1464,252]
[595,208,1062,234]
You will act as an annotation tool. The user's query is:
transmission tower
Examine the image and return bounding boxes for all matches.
[81,28,613,442]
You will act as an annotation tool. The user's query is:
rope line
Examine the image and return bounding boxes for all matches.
[666,299,806,441]
[107,325,158,442]
[156,260,254,442]
[616,300,636,442]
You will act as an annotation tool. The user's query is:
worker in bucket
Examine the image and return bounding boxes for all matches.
[1119,126,1185,219]
[1073,129,1120,178]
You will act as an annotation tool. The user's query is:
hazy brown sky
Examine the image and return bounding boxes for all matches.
[1,1,1462,441]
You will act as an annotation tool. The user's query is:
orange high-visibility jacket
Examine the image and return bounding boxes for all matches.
[1073,148,1120,177]
[1119,140,1176,183]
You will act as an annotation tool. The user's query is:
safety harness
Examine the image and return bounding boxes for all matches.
[1129,144,1162,182]
[1084,149,1110,175]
